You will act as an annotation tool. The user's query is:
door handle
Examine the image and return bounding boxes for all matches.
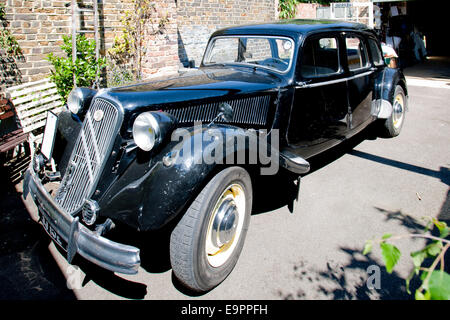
[295,80,312,88]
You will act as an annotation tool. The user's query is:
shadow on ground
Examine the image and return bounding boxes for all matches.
[0,155,76,300]
[275,209,419,300]
[276,203,450,300]
[276,246,417,300]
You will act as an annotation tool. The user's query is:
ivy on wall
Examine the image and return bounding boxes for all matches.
[108,0,168,85]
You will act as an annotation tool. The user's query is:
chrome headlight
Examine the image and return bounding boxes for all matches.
[67,87,96,115]
[132,112,161,151]
[67,89,83,114]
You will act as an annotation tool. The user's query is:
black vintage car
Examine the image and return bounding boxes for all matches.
[23,20,407,292]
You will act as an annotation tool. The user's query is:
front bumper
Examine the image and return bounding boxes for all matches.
[23,166,141,275]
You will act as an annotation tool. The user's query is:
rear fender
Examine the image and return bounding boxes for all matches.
[374,68,408,119]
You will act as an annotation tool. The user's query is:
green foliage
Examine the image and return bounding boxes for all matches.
[279,0,299,19]
[106,62,134,88]
[47,35,105,103]
[363,218,450,300]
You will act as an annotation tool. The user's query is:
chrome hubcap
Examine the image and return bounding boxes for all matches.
[205,184,246,267]
[211,198,239,248]
[392,94,404,129]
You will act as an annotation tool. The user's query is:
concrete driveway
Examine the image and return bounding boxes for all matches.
[1,58,449,300]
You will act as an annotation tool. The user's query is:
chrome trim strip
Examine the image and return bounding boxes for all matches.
[296,70,374,89]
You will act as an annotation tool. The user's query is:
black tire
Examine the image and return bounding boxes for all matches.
[170,166,253,292]
[382,85,406,137]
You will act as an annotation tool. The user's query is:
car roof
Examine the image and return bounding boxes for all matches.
[211,19,372,39]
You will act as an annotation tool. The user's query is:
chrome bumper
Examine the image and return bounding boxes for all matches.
[23,166,141,275]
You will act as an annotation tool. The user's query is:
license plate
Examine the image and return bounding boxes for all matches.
[40,210,68,252]
[41,111,58,161]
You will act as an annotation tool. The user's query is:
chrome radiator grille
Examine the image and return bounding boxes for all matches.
[54,98,120,214]
[165,95,271,126]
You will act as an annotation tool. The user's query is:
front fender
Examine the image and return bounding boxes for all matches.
[98,125,282,231]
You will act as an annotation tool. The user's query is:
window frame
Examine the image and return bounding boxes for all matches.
[297,33,344,80]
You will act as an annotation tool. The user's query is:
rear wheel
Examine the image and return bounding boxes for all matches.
[382,85,406,137]
[170,166,252,292]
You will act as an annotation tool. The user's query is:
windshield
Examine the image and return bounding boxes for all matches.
[202,36,294,73]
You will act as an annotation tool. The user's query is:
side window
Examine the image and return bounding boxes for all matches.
[367,38,384,66]
[300,36,340,78]
[345,36,369,71]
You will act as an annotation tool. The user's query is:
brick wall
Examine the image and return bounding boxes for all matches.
[177,0,278,67]
[1,0,69,84]
[141,0,178,78]
[294,3,319,19]
[1,0,278,90]
[1,0,144,85]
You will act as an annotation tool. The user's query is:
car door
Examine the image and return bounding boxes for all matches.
[344,33,374,131]
[287,33,348,158]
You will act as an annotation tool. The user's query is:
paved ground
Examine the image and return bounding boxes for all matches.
[1,57,449,300]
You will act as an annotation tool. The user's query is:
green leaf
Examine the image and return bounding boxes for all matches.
[425,241,443,257]
[380,243,401,274]
[415,289,431,300]
[406,269,416,294]
[363,240,373,255]
[411,249,427,271]
[433,219,450,238]
[427,270,450,300]
[382,233,392,240]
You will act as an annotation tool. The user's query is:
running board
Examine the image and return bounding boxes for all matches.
[279,149,310,174]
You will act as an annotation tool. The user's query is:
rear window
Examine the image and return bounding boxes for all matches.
[300,36,340,78]
[367,38,384,66]
[345,36,369,71]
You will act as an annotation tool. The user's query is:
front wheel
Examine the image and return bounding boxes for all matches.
[170,167,253,292]
[381,85,406,137]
